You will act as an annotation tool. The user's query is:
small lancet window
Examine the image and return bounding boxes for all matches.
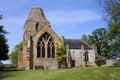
[35,23,39,31]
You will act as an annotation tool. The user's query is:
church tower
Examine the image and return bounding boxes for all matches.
[24,7,50,44]
[22,7,60,70]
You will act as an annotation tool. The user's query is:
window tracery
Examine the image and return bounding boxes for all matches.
[37,32,55,58]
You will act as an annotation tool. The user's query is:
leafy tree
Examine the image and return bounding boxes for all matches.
[91,28,109,55]
[84,28,110,58]
[81,34,89,43]
[10,51,18,65]
[55,43,67,68]
[0,14,9,61]
[98,0,120,58]
[14,41,23,51]
[108,3,120,58]
[98,0,120,21]
[10,42,23,65]
[82,28,108,66]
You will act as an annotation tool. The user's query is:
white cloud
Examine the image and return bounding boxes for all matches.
[44,9,101,34]
[45,10,101,26]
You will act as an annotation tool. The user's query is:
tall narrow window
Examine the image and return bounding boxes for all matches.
[37,32,55,58]
[37,45,40,57]
[84,51,89,67]
[35,23,39,31]
[85,51,89,61]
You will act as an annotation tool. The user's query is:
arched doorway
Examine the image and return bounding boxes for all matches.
[37,32,55,58]
[85,51,89,67]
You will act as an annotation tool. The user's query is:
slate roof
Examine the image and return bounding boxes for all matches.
[64,39,92,50]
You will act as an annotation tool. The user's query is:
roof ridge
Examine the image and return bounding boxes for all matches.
[80,39,93,49]
[64,39,92,50]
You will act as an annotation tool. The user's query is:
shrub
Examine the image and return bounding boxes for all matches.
[35,65,44,69]
[0,64,4,70]
[95,55,107,66]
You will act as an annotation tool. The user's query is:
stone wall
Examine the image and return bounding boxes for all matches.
[34,58,58,69]
[69,49,96,67]
[32,25,60,69]
[18,49,23,69]
[18,7,96,70]
[103,59,120,66]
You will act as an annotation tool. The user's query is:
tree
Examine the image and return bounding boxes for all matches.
[84,28,110,58]
[91,28,109,56]
[10,42,23,65]
[81,34,89,43]
[98,0,120,21]
[98,0,120,58]
[10,51,18,65]
[55,43,67,68]
[82,28,108,66]
[0,14,9,61]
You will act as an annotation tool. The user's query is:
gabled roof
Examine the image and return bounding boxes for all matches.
[64,39,92,50]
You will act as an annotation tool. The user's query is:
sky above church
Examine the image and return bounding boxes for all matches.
[0,0,107,63]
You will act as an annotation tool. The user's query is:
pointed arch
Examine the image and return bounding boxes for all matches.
[37,32,55,58]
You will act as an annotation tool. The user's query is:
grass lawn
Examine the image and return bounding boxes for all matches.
[1,66,120,80]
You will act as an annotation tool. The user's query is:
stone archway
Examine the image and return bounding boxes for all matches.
[33,26,60,69]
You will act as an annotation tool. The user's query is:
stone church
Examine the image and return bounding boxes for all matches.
[18,7,96,70]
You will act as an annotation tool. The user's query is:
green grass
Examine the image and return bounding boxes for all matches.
[2,66,120,80]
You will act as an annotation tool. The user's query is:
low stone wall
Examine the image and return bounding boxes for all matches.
[103,59,120,66]
[0,64,16,69]
[35,58,58,69]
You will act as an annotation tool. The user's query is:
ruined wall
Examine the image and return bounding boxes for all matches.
[18,49,23,69]
[69,49,96,67]
[18,7,96,70]
[32,25,60,69]
[21,7,60,70]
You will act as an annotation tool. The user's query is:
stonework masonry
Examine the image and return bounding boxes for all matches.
[18,7,96,70]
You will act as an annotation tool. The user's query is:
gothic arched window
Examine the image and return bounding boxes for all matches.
[37,32,55,58]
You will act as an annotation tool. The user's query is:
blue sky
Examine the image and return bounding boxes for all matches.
[0,0,107,63]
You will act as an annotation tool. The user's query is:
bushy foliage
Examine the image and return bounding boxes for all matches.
[81,28,110,59]
[95,55,107,66]
[55,43,66,61]
[82,0,120,60]
[98,0,120,59]
[0,14,9,60]
[10,42,23,65]
[55,43,67,68]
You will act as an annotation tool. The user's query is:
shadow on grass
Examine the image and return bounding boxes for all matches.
[0,68,22,79]
[0,72,17,80]
[0,68,22,72]
[0,72,8,79]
